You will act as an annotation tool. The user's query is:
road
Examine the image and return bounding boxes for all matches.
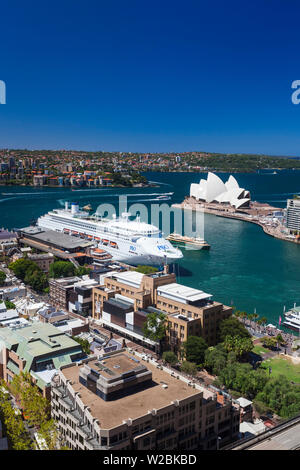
[230,416,300,450]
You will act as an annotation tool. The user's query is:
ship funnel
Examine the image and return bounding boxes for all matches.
[71,202,79,214]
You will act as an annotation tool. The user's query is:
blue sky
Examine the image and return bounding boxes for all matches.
[1,0,300,154]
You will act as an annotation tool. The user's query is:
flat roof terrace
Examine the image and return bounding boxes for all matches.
[20,227,94,251]
[157,283,212,304]
[61,353,201,429]
[88,353,146,380]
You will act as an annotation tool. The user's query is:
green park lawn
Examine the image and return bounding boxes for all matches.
[252,344,269,356]
[261,356,300,383]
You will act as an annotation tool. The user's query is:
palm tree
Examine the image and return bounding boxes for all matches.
[260,316,267,326]
[253,313,259,322]
[240,311,248,323]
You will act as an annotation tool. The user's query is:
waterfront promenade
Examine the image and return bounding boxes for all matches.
[172,197,298,245]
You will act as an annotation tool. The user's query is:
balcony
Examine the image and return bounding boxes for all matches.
[77,424,92,439]
[58,395,74,410]
[84,438,102,450]
[67,408,82,424]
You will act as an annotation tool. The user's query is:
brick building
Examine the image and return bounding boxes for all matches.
[51,350,240,450]
[92,271,232,351]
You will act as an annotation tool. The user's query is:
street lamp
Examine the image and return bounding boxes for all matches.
[216,436,222,450]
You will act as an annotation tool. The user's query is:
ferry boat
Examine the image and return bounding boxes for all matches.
[37,202,183,266]
[282,306,300,332]
[166,232,210,250]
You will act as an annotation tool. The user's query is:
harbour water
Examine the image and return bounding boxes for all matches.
[1,169,300,330]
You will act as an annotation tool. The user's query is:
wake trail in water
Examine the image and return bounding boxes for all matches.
[148,180,173,187]
[0,197,20,203]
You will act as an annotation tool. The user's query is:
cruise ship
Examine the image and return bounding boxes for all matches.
[37,202,183,266]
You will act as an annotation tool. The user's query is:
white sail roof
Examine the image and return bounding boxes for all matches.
[190,172,250,208]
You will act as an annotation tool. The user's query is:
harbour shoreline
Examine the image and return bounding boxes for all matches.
[172,197,300,245]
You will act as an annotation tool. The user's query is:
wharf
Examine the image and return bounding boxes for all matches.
[172,198,299,245]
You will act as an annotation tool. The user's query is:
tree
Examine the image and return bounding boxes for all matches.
[10,372,49,428]
[218,363,268,399]
[162,351,178,366]
[4,300,16,310]
[182,336,208,366]
[72,336,90,355]
[261,336,277,350]
[275,334,285,345]
[24,269,48,293]
[0,270,6,286]
[204,347,227,376]
[180,361,198,376]
[218,317,251,342]
[49,261,76,279]
[142,312,167,343]
[135,265,158,275]
[9,258,37,280]
[9,258,48,293]
[256,375,300,418]
[223,335,253,359]
[0,382,32,450]
[75,266,91,276]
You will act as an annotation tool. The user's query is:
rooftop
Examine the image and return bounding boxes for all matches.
[111,271,144,288]
[0,322,81,359]
[87,353,144,380]
[157,283,212,303]
[20,227,94,250]
[60,352,201,429]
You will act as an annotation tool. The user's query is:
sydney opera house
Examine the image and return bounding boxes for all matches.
[190,172,251,209]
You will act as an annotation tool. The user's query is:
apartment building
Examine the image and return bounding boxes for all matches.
[51,349,240,450]
[49,276,100,315]
[92,271,232,350]
[0,322,85,398]
[286,198,300,233]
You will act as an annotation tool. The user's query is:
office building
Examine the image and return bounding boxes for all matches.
[51,350,240,450]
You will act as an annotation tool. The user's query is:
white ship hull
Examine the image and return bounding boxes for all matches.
[37,204,183,266]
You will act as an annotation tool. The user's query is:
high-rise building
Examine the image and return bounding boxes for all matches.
[9,156,15,169]
[286,198,300,233]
